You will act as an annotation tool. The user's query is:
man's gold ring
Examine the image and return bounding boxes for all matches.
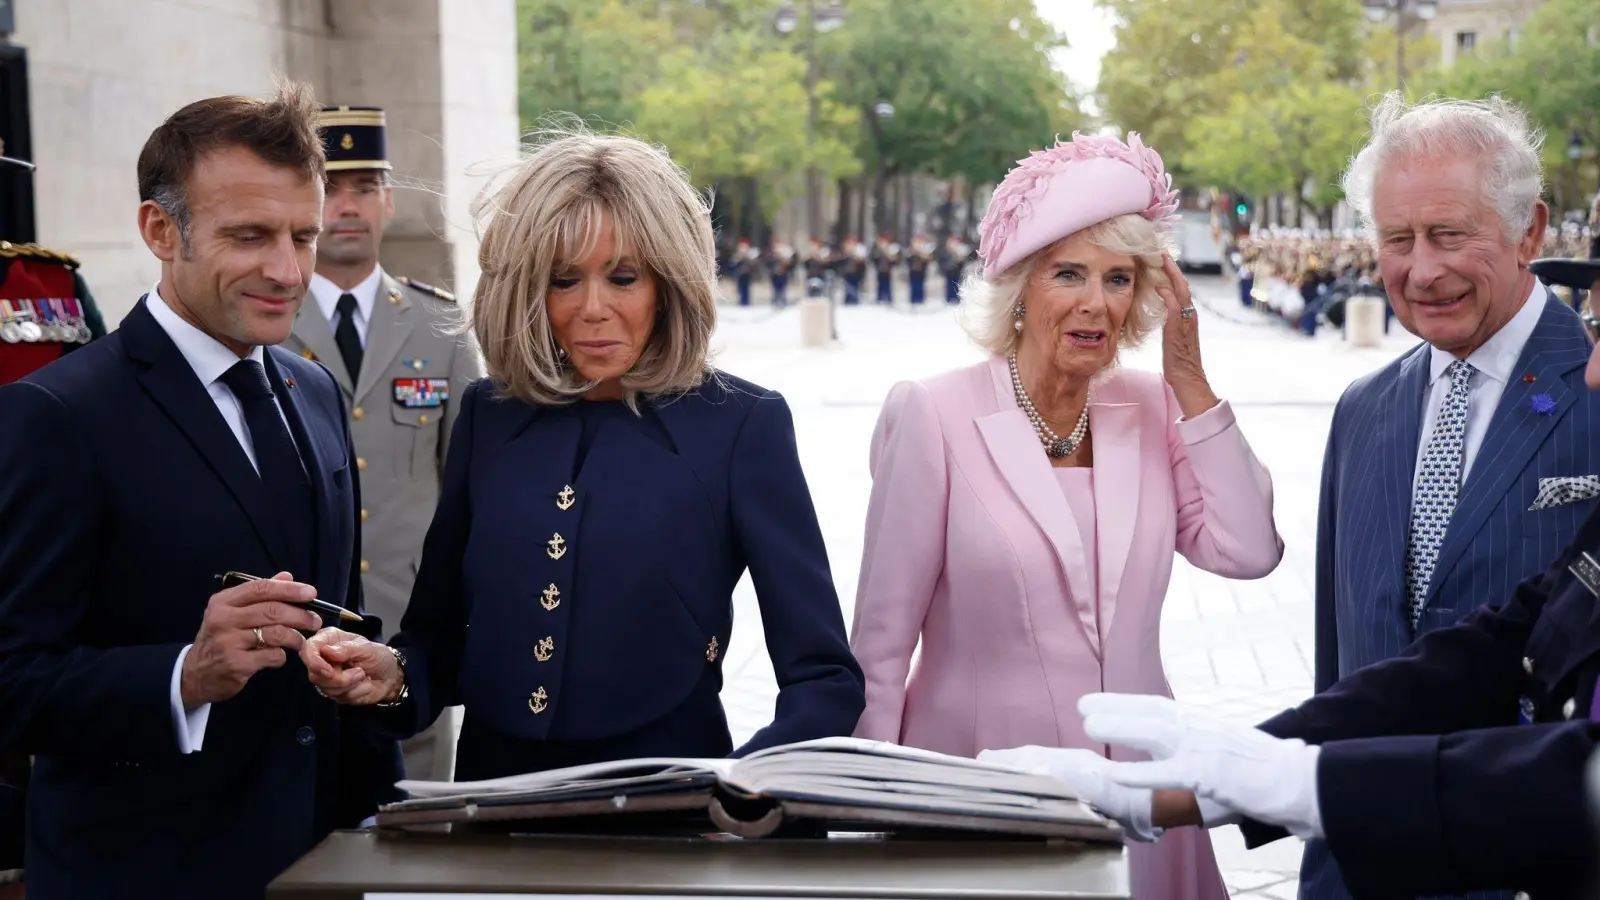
[1179,305,1197,319]
[253,627,267,650]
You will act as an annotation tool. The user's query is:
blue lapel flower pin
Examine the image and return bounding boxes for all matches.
[1531,393,1557,415]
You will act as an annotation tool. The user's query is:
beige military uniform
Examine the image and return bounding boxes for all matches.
[284,268,482,782]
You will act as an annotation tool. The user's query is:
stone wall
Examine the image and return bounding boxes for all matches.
[9,0,516,322]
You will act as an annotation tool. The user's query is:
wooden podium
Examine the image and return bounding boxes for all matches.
[267,830,1130,899]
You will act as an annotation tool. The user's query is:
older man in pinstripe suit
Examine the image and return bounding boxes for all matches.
[1290,95,1600,900]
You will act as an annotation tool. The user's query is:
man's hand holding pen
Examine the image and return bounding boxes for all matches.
[302,631,405,706]
[180,572,325,709]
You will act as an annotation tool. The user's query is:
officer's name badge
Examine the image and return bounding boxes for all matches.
[1570,552,1600,597]
[393,378,449,408]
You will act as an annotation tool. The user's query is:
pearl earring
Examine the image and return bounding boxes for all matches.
[1013,303,1025,332]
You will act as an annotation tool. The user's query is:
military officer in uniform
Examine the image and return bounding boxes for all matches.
[281,106,482,783]
[0,149,107,899]
[1532,258,1600,325]
[0,154,107,386]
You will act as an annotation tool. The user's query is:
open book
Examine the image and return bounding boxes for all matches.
[377,737,1120,842]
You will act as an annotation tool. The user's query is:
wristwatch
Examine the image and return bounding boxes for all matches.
[375,645,409,708]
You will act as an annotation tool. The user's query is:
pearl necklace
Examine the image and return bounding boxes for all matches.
[1008,353,1089,459]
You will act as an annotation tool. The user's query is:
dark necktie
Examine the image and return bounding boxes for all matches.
[333,293,363,381]
[219,359,316,580]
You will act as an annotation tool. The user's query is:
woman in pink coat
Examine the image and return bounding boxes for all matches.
[848,132,1284,900]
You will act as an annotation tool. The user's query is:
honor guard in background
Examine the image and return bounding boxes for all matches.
[0,155,107,385]
[282,105,483,783]
[1588,188,1599,260]
[841,236,867,304]
[871,233,900,305]
[730,237,756,306]
[803,238,832,298]
[768,238,796,308]
[940,234,971,304]
[905,233,932,306]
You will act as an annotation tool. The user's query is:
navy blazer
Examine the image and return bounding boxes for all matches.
[0,299,398,900]
[1303,295,1600,899]
[379,372,865,780]
[1240,503,1600,899]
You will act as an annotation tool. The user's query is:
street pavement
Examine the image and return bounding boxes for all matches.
[708,275,1420,898]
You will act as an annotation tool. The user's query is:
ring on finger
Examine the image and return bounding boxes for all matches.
[1179,305,1197,320]
[253,626,267,650]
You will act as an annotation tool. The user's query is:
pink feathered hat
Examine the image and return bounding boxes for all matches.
[975,131,1180,280]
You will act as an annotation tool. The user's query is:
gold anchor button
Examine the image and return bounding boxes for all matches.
[534,636,554,662]
[556,485,575,511]
[546,533,567,560]
[706,636,719,663]
[528,686,549,714]
[540,583,561,611]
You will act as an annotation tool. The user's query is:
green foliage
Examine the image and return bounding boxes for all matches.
[1416,0,1600,209]
[516,0,675,131]
[514,0,1082,233]
[1097,0,1398,221]
[632,35,861,213]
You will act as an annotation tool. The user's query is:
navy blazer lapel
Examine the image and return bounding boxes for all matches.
[1375,345,1432,599]
[120,298,286,570]
[264,349,338,589]
[1426,297,1592,606]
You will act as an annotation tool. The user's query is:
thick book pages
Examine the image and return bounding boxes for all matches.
[377,737,1121,843]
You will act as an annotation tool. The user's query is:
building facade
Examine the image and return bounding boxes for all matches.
[1426,0,1543,67]
[3,0,518,323]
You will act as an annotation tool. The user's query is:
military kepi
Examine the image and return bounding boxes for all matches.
[318,105,391,172]
[1531,257,1600,292]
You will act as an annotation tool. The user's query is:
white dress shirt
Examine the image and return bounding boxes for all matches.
[1413,280,1547,491]
[145,285,297,755]
[309,266,382,348]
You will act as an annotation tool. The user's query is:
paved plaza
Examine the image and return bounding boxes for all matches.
[706,276,1420,897]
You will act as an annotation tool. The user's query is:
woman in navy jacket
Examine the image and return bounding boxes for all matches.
[305,130,865,779]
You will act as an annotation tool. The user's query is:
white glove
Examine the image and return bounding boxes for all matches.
[977,746,1161,842]
[1079,693,1324,840]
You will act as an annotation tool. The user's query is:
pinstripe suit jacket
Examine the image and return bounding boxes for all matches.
[1299,293,1600,900]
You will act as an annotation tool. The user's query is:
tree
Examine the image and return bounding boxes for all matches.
[1179,4,1371,224]
[1421,0,1600,210]
[828,0,1078,234]
[1096,0,1376,184]
[511,0,1082,242]
[631,35,861,236]
[516,0,674,131]
[1094,0,1256,174]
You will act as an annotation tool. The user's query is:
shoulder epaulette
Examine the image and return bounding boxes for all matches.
[0,241,80,269]
[399,275,455,303]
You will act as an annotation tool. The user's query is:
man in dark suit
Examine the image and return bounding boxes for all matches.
[1298,92,1599,900]
[0,81,397,899]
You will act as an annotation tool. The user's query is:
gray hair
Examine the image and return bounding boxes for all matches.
[150,184,193,254]
[961,212,1171,359]
[1342,92,1545,244]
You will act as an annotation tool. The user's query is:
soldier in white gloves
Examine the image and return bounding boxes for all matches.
[983,520,1600,900]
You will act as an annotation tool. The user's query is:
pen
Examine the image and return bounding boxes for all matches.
[213,572,365,623]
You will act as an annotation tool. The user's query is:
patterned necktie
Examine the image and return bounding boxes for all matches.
[1405,359,1475,628]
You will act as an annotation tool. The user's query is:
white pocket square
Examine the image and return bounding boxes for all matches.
[1530,476,1600,510]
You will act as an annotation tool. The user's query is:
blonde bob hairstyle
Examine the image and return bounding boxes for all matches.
[961,212,1174,360]
[468,127,718,407]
